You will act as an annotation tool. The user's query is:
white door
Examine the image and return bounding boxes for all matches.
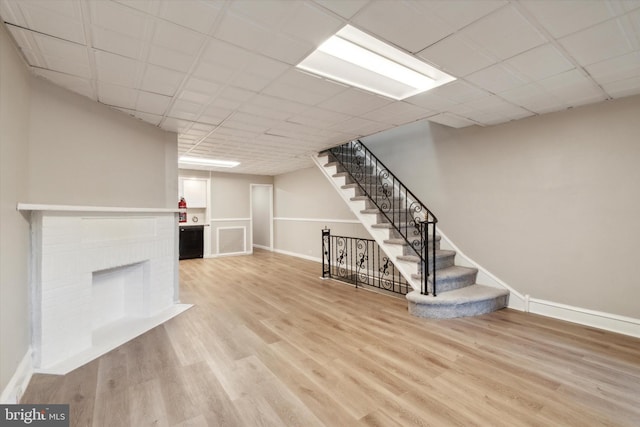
[250,184,273,251]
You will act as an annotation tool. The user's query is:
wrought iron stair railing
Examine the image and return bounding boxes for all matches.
[326,140,438,296]
[322,229,411,295]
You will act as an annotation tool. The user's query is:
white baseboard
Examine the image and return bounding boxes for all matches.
[526,297,640,338]
[253,244,272,251]
[273,248,322,264]
[0,347,33,404]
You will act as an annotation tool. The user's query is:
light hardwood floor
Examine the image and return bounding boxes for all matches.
[22,249,640,426]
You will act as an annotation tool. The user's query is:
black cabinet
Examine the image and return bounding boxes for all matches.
[179,225,204,260]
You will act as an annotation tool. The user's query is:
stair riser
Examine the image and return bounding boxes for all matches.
[419,253,455,272]
[407,294,508,319]
[403,241,440,256]
[414,270,478,293]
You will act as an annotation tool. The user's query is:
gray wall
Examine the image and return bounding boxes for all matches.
[0,23,31,398]
[27,78,177,208]
[363,95,640,318]
[1,22,179,397]
[274,166,369,259]
[209,172,273,255]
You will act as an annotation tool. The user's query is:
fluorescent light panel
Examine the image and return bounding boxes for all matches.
[297,25,455,100]
[179,156,239,168]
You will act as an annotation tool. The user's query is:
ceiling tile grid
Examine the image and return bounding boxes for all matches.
[2,0,640,176]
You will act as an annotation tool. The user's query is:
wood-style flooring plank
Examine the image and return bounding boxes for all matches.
[20,249,640,426]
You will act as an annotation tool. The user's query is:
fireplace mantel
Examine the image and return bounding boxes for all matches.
[24,204,190,374]
[17,203,178,213]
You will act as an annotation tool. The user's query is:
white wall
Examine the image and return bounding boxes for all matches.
[274,166,369,260]
[0,23,31,400]
[27,77,177,208]
[363,95,640,319]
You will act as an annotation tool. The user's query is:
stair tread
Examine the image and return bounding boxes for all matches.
[384,237,440,246]
[406,284,508,304]
[411,265,477,279]
[397,250,454,263]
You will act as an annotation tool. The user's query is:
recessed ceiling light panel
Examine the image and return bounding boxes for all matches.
[296,25,456,100]
[179,156,240,168]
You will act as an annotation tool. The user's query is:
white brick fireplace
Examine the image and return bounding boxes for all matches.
[19,204,191,374]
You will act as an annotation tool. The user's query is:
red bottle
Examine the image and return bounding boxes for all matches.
[178,197,187,223]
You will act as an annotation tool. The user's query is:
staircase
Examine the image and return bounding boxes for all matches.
[314,140,508,319]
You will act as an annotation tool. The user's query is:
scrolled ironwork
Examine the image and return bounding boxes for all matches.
[328,139,438,296]
[321,230,410,296]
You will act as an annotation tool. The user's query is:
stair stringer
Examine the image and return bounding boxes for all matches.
[313,153,422,292]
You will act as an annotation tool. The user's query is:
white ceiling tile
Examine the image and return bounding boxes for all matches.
[177,88,214,105]
[98,82,138,109]
[559,18,634,66]
[505,44,575,81]
[281,2,344,46]
[162,117,193,133]
[353,1,453,52]
[140,64,184,96]
[537,69,607,106]
[147,45,195,73]
[318,89,391,115]
[152,20,206,56]
[405,90,459,111]
[361,102,434,126]
[520,0,616,38]
[228,0,293,31]
[91,25,143,59]
[312,0,369,19]
[5,0,637,176]
[288,107,349,128]
[90,0,152,40]
[192,60,237,84]
[6,26,43,67]
[201,38,252,69]
[199,105,234,124]
[95,50,143,88]
[0,0,26,27]
[218,86,256,104]
[466,64,529,93]
[417,32,496,77]
[134,111,162,126]
[411,0,507,30]
[113,0,159,15]
[157,0,221,34]
[136,90,172,115]
[430,80,491,104]
[169,99,201,121]
[30,33,91,78]
[601,74,640,97]
[461,4,546,60]
[215,10,273,52]
[427,112,478,128]
[499,83,568,114]
[184,77,222,97]
[586,51,640,84]
[262,32,314,65]
[15,0,85,44]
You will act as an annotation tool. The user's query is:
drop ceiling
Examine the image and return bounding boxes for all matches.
[1,0,639,175]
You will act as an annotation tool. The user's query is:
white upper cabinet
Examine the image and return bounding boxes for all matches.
[180,178,208,208]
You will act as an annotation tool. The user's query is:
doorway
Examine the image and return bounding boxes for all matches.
[250,184,273,251]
